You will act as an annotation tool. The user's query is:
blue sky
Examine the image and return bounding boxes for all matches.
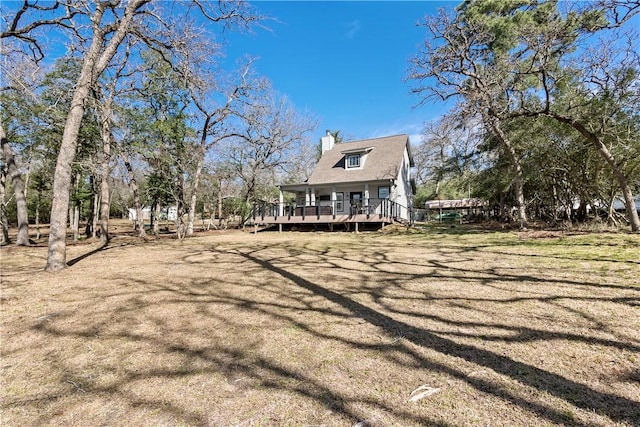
[224,1,456,144]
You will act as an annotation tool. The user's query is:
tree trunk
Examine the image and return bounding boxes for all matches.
[485,115,528,229]
[120,150,145,237]
[186,165,200,236]
[152,203,160,235]
[514,178,527,229]
[0,162,9,245]
[91,190,99,238]
[46,47,101,270]
[187,145,206,236]
[551,181,559,223]
[1,124,30,245]
[85,175,95,238]
[99,172,109,242]
[218,177,224,228]
[46,0,148,271]
[35,196,41,240]
[499,191,507,221]
[608,197,617,224]
[549,113,640,232]
[150,202,155,233]
[73,203,80,243]
[176,171,186,240]
[99,104,112,243]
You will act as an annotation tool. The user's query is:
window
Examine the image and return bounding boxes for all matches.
[378,186,390,199]
[346,154,360,168]
[336,193,344,212]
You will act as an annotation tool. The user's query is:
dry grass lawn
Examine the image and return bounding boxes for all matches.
[1,224,639,426]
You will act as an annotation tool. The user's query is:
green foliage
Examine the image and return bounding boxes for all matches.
[222,196,251,221]
[458,0,543,53]
[2,54,104,226]
[122,51,199,213]
[410,0,640,227]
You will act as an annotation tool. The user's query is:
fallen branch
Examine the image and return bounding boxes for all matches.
[408,384,441,402]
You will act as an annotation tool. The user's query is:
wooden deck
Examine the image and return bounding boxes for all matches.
[251,201,409,230]
[253,213,394,225]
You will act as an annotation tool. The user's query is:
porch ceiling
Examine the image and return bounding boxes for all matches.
[280,180,394,193]
[279,183,309,192]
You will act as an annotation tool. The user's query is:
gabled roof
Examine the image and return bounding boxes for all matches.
[307,134,412,186]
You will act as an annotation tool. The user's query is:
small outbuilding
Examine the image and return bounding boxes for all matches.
[424,198,487,221]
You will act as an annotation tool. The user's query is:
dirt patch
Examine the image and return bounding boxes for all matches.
[1,229,639,426]
[518,230,565,239]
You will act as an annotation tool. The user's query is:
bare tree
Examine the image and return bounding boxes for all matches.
[416,111,484,195]
[215,90,317,221]
[0,123,30,244]
[185,59,265,236]
[0,52,42,246]
[118,148,145,236]
[2,0,263,270]
[283,137,320,185]
[34,0,150,270]
[408,2,640,231]
[533,32,640,231]
[499,2,640,231]
[408,9,529,228]
[0,149,9,245]
[91,46,139,243]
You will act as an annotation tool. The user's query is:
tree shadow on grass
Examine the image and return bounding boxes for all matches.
[22,308,452,427]
[5,234,638,426]
[66,237,153,267]
[233,246,640,426]
[66,241,110,266]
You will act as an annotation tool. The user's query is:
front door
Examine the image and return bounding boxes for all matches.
[350,192,363,214]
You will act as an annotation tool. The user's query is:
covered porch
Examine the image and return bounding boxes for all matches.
[252,200,402,224]
[252,182,412,231]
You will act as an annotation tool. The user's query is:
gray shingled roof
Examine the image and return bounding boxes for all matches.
[307,134,411,186]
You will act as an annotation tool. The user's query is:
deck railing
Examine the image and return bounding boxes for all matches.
[252,198,411,223]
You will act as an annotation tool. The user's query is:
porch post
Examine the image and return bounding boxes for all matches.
[278,189,284,217]
[364,183,370,218]
[331,187,336,219]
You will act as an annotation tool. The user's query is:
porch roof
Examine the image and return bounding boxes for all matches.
[280,179,394,193]
[424,198,487,209]
[279,183,309,192]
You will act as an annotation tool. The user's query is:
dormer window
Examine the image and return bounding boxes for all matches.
[342,146,373,170]
[346,154,360,168]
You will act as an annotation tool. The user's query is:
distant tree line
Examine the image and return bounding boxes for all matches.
[408,0,640,231]
[1,1,317,270]
[2,0,638,276]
